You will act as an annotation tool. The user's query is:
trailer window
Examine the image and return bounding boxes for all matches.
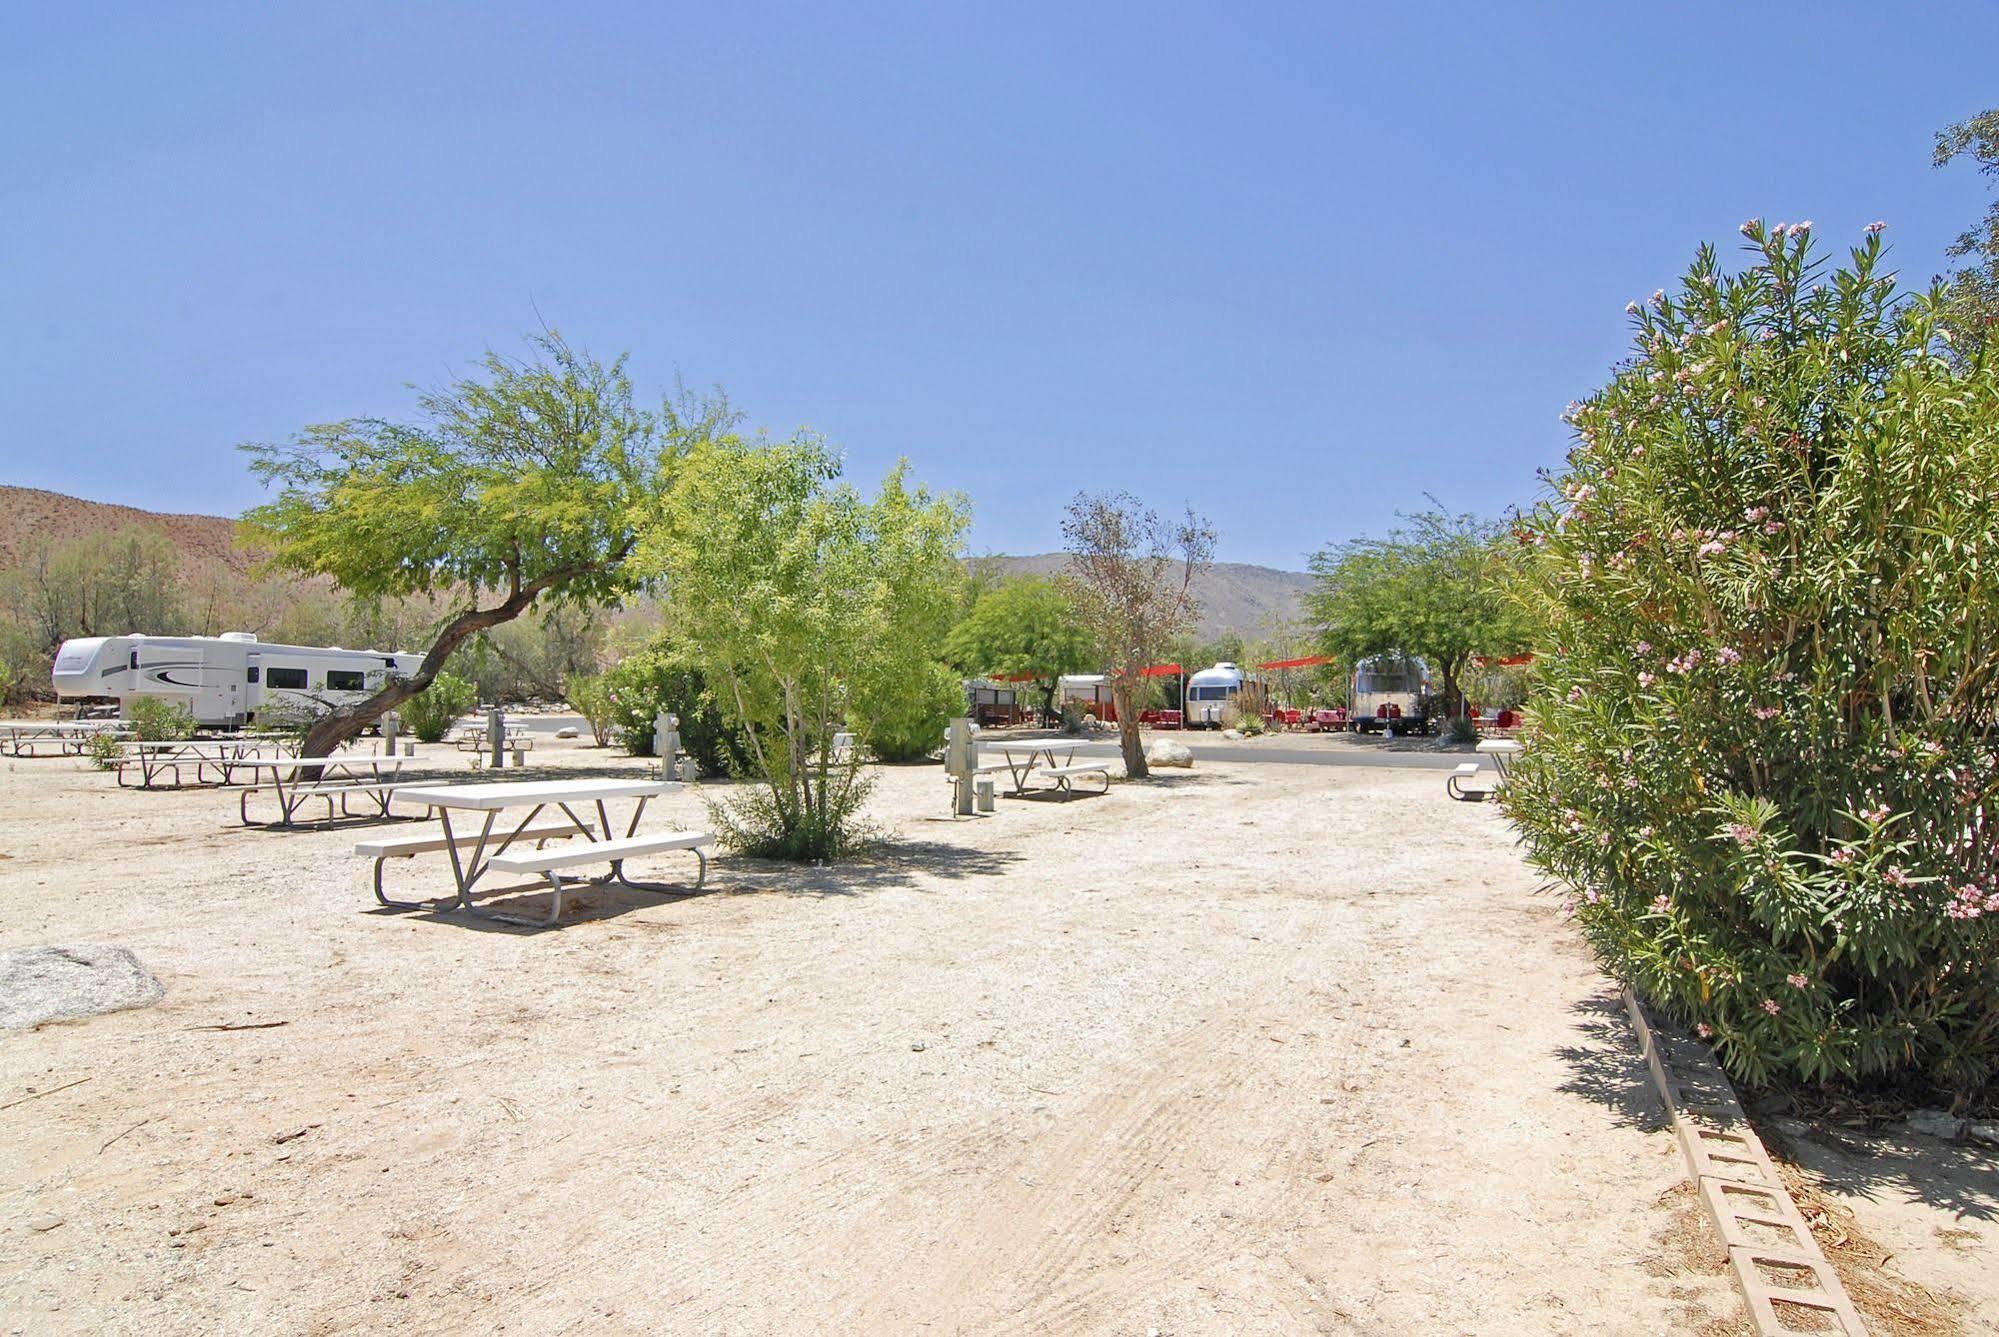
[326,670,365,692]
[246,666,260,684]
[1191,685,1233,701]
[265,666,308,690]
[129,650,140,670]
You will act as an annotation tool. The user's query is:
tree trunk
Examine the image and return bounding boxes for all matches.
[1114,683,1148,779]
[298,581,554,757]
[1039,679,1058,725]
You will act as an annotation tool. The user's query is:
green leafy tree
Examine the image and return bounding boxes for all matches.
[126,696,197,741]
[1306,506,1533,721]
[240,333,712,758]
[844,470,968,762]
[1060,492,1215,779]
[1935,107,1999,356]
[1505,221,1999,1098]
[397,672,477,744]
[945,576,1094,720]
[639,437,967,859]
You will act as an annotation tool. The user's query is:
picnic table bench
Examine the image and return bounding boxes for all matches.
[231,755,425,826]
[374,778,705,928]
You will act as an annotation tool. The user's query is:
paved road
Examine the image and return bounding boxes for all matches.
[506,713,1480,772]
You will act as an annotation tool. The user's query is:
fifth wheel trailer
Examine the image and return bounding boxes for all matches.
[51,633,423,729]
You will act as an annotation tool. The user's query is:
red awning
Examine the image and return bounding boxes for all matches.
[1138,663,1183,678]
[1257,655,1333,670]
[1493,653,1535,667]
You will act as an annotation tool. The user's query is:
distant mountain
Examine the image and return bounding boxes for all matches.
[0,486,258,585]
[0,486,1316,643]
[974,553,1313,643]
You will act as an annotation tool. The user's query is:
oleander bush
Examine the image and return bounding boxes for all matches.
[600,642,747,775]
[1505,221,1999,1100]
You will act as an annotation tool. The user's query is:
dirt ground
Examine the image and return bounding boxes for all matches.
[0,741,1986,1333]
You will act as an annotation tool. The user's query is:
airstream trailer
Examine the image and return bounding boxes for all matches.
[51,633,422,729]
[1184,662,1268,729]
[1349,655,1433,735]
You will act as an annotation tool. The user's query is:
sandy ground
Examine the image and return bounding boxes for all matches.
[0,741,1981,1333]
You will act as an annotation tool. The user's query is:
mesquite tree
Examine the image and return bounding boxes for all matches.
[1506,221,1999,1098]
[1061,492,1214,779]
[240,333,707,757]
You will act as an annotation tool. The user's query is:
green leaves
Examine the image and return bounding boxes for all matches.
[1506,223,1999,1099]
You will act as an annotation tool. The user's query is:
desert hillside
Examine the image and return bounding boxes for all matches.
[0,486,258,585]
[0,486,1313,641]
[976,553,1312,642]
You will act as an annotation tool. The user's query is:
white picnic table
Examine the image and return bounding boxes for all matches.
[389,777,681,920]
[0,719,128,758]
[1475,737,1524,780]
[115,738,296,788]
[985,739,1109,795]
[231,754,422,826]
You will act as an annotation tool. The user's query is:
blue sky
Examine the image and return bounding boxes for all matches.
[4,4,1994,568]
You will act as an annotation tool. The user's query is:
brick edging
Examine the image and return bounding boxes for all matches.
[1621,986,1869,1336]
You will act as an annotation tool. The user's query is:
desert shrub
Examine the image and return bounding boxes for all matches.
[711,765,879,861]
[601,644,747,775]
[126,696,196,741]
[563,672,617,747]
[852,659,962,762]
[1506,221,1999,1099]
[398,672,476,744]
[1220,697,1267,735]
[83,731,122,770]
[1443,714,1480,746]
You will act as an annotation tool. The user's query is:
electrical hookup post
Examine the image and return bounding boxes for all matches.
[486,707,505,768]
[653,711,680,780]
[944,717,976,816]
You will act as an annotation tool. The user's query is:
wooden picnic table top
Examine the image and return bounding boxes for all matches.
[395,777,677,810]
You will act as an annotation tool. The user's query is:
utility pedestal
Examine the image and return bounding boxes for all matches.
[944,717,977,816]
[486,708,505,769]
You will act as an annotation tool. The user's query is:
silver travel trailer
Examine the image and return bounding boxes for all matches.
[1349,654,1434,735]
[51,633,423,729]
[1184,662,1268,728]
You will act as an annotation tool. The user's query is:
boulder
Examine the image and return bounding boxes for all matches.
[1904,1108,1966,1141]
[1145,738,1194,769]
[554,726,580,739]
[1221,728,1245,740]
[1,945,164,1030]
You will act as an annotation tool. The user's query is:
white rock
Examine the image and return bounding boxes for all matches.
[554,726,580,739]
[0,945,164,1030]
[1221,728,1245,740]
[1145,739,1194,769]
[1905,1108,1966,1141]
[1967,1121,1999,1148]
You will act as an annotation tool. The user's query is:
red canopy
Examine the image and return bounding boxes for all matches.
[1257,655,1333,671]
[1138,663,1183,678]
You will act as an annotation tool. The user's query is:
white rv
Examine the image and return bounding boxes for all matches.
[51,633,422,729]
[1184,662,1267,728]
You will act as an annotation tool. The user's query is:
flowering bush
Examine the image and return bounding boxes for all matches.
[1506,221,1999,1098]
[600,642,747,775]
[397,672,476,744]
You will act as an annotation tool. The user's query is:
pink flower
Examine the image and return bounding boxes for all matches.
[1865,220,1886,235]
[1650,894,1672,913]
[1740,219,1760,236]
[1698,540,1726,558]
[1753,706,1781,720]
[1727,822,1758,846]
[1761,999,1781,1016]
[1638,672,1656,688]
[1744,506,1769,523]
[1696,1022,1714,1038]
[1625,300,1641,315]
[1716,647,1742,666]
[1788,220,1812,237]
[1636,641,1653,654]
[1786,973,1808,989]
[1829,848,1856,866]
